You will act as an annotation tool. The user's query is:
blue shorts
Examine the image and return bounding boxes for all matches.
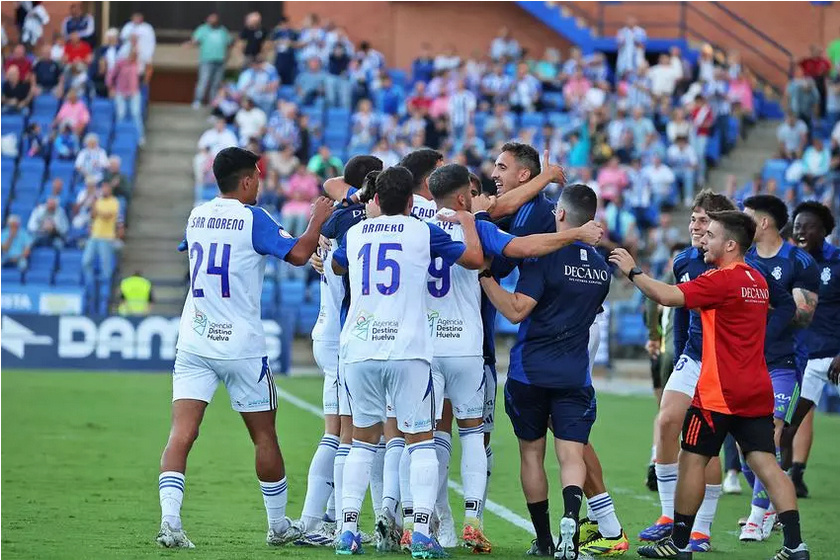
[504,378,596,443]
[769,368,800,424]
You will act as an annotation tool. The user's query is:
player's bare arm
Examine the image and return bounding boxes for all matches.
[791,288,818,327]
[490,150,565,220]
[503,221,603,259]
[285,197,334,265]
[610,248,685,307]
[323,176,353,202]
[479,275,537,324]
[449,211,485,270]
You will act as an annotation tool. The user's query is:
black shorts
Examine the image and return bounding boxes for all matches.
[504,378,596,443]
[650,356,662,389]
[681,406,776,458]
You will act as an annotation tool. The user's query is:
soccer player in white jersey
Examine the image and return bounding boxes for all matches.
[424,164,606,554]
[330,166,484,557]
[156,147,333,549]
[299,156,384,545]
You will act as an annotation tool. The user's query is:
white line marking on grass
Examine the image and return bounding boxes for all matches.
[275,386,535,535]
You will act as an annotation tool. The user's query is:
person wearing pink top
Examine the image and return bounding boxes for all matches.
[107,50,145,144]
[563,67,591,110]
[596,156,629,202]
[728,73,755,137]
[54,87,90,136]
[281,163,320,237]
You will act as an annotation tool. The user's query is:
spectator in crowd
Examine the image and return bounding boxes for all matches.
[307,145,343,181]
[689,94,714,182]
[53,123,80,160]
[237,55,279,114]
[32,44,64,96]
[667,135,698,205]
[490,26,520,61]
[264,100,300,152]
[20,1,49,47]
[533,48,561,92]
[642,153,676,205]
[800,136,831,185]
[257,169,283,213]
[120,12,156,79]
[88,28,120,97]
[82,182,119,285]
[412,42,435,84]
[61,2,95,46]
[108,49,145,145]
[616,16,646,76]
[72,176,99,230]
[729,69,755,134]
[480,62,512,104]
[375,73,404,116]
[64,61,89,94]
[509,62,541,113]
[785,66,820,129]
[1,65,33,114]
[4,43,32,79]
[266,143,300,180]
[800,44,831,117]
[118,271,154,316]
[563,66,591,111]
[235,96,267,146]
[295,56,329,106]
[649,53,682,99]
[695,43,717,84]
[187,12,232,108]
[602,191,641,256]
[596,156,629,203]
[54,87,90,135]
[103,155,131,199]
[23,122,49,158]
[28,197,69,248]
[270,16,298,86]
[328,42,353,109]
[198,117,238,156]
[75,133,109,183]
[777,111,809,159]
[349,97,378,151]
[64,31,93,65]
[630,106,655,152]
[2,215,33,271]
[647,205,682,275]
[357,40,385,78]
[209,82,240,123]
[281,163,320,236]
[39,178,66,206]
[238,11,268,66]
[448,78,477,144]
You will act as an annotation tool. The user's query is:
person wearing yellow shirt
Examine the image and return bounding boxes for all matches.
[118,270,154,316]
[82,182,120,287]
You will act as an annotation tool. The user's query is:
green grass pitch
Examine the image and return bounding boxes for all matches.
[2,370,838,559]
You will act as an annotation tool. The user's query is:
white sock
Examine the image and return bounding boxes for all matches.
[327,489,336,522]
[399,444,413,528]
[588,492,621,538]
[334,443,351,527]
[434,431,452,516]
[481,444,493,520]
[586,498,595,521]
[692,484,721,537]
[370,436,386,518]
[260,478,290,533]
[159,471,185,530]
[341,440,377,534]
[747,503,766,526]
[383,437,405,521]
[458,425,487,521]
[655,463,678,520]
[650,446,657,463]
[409,441,439,537]
[301,434,339,530]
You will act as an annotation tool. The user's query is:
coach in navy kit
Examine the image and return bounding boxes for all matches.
[480,184,610,560]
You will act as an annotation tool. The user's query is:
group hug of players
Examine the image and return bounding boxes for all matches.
[155,143,838,560]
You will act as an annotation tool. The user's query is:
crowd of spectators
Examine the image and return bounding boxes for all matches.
[1,3,146,286]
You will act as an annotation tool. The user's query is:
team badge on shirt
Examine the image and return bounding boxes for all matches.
[822,266,832,285]
[352,311,374,340]
[771,266,782,280]
[427,310,440,337]
[192,308,208,336]
[580,249,588,262]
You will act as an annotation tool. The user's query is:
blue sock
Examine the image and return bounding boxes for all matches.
[741,458,756,488]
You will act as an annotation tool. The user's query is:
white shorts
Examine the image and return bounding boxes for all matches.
[313,339,340,416]
[663,354,702,398]
[172,350,276,412]
[386,393,396,419]
[343,359,435,434]
[337,359,351,416]
[801,357,832,404]
[433,356,485,421]
[483,363,497,433]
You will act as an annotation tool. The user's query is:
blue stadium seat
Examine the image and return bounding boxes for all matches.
[58,249,84,270]
[28,246,57,266]
[32,94,60,117]
[300,105,325,130]
[8,201,34,224]
[24,268,53,284]
[296,303,320,335]
[388,69,408,89]
[279,279,306,306]
[53,269,83,286]
[614,313,648,347]
[542,92,565,110]
[762,159,789,184]
[473,112,489,136]
[15,171,45,193]
[89,120,114,141]
[12,190,40,209]
[91,98,115,120]
[2,268,23,284]
[27,114,54,133]
[519,112,546,130]
[18,158,46,176]
[1,114,24,135]
[326,107,350,127]
[495,313,518,335]
[278,85,297,102]
[547,112,571,129]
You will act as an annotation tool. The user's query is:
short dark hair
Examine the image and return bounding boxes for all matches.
[708,210,756,254]
[213,147,260,193]
[557,183,597,227]
[344,155,383,189]
[743,194,789,230]
[792,201,836,234]
[692,189,736,214]
[375,166,414,215]
[500,142,541,178]
[399,149,444,192]
[429,163,471,200]
[358,170,381,204]
[468,172,482,193]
